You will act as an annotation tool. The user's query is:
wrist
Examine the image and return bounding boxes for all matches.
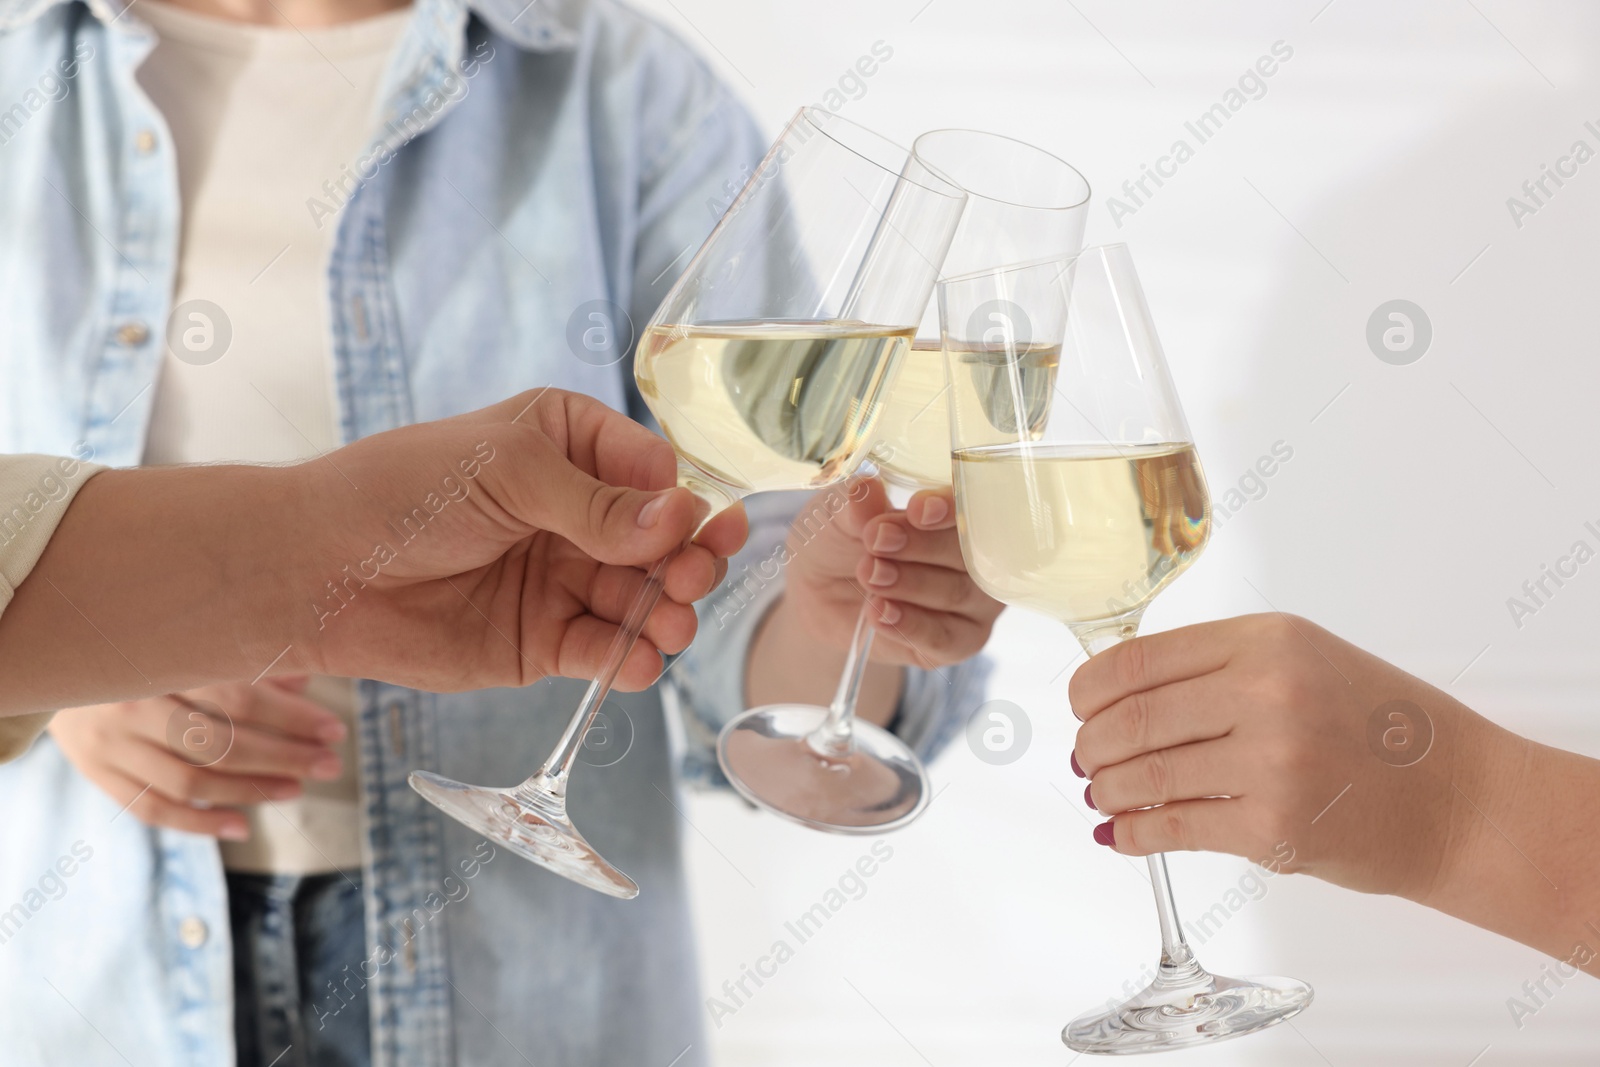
[1414,698,1517,910]
[227,462,335,677]
[1412,699,1600,965]
[745,587,905,726]
[742,591,795,708]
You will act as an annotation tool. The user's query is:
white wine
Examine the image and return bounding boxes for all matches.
[871,341,952,489]
[872,340,1062,489]
[952,443,1209,633]
[636,321,913,502]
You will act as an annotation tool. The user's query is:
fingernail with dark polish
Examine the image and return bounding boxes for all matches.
[1070,751,1085,778]
[1093,820,1115,847]
[1084,784,1096,811]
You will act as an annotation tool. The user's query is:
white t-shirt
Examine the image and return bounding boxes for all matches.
[135,0,410,874]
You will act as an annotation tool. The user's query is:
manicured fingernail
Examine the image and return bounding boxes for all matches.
[220,823,250,841]
[1084,784,1097,811]
[1070,751,1085,778]
[310,758,341,781]
[265,782,302,800]
[317,720,347,743]
[1093,819,1116,847]
[875,600,902,625]
[867,558,898,588]
[637,491,672,528]
[871,524,908,553]
[917,496,949,526]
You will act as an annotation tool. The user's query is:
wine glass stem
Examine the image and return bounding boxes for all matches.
[515,470,740,808]
[520,549,678,802]
[1080,628,1199,977]
[1146,852,1198,974]
[807,601,876,758]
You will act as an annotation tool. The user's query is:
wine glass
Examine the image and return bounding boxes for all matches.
[408,108,966,898]
[717,130,1090,833]
[941,246,1314,1052]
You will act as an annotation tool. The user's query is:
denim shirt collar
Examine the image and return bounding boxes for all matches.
[0,0,582,51]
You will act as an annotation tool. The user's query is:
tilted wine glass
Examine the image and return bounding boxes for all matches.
[716,129,1090,834]
[408,107,966,898]
[941,246,1314,1052]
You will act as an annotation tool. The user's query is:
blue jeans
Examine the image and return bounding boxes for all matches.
[227,870,372,1067]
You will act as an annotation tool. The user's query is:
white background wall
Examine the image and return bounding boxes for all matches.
[627,2,1600,1063]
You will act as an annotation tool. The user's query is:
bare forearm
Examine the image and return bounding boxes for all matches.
[1422,712,1600,975]
[744,594,903,726]
[0,464,311,716]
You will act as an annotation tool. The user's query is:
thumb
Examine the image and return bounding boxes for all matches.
[519,441,703,565]
[832,476,890,540]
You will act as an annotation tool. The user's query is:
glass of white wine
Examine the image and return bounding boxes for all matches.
[942,246,1314,1053]
[408,107,967,898]
[717,130,1090,833]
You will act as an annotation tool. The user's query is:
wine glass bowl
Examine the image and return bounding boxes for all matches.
[635,320,916,509]
[868,131,1090,491]
[941,246,1313,1053]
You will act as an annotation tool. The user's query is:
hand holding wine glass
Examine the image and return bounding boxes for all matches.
[307,388,745,687]
[1072,611,1600,982]
[1069,613,1474,898]
[759,480,999,667]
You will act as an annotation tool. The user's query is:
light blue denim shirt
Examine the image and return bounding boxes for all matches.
[0,0,987,1064]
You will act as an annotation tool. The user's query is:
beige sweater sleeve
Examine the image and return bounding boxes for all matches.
[0,454,107,762]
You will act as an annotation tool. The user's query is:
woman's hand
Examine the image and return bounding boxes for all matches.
[1068,613,1600,974]
[743,478,1001,723]
[48,678,343,838]
[783,478,1003,670]
[1069,613,1480,898]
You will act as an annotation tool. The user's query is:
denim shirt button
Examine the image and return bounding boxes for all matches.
[115,321,150,347]
[387,700,406,756]
[134,129,158,154]
[177,915,208,949]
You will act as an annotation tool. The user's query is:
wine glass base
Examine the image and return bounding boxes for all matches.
[1063,969,1312,1055]
[717,704,930,834]
[408,770,639,899]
